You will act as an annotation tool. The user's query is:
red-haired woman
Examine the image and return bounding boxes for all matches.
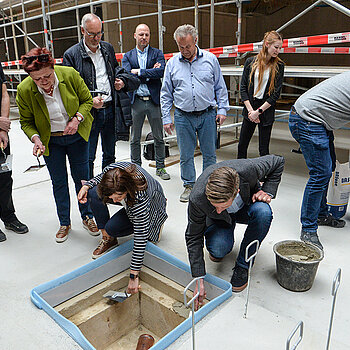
[77,161,168,294]
[237,31,284,158]
[17,48,99,242]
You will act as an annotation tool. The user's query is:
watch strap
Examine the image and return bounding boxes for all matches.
[130,273,139,280]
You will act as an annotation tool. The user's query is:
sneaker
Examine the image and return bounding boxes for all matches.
[230,265,248,292]
[156,168,170,180]
[318,214,345,228]
[180,185,193,203]
[300,230,323,250]
[55,225,71,243]
[0,229,6,242]
[92,236,119,259]
[83,216,100,236]
[4,218,28,234]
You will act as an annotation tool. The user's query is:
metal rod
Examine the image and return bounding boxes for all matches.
[283,82,308,91]
[75,0,81,43]
[184,277,201,350]
[158,0,163,51]
[194,0,199,30]
[47,0,54,56]
[21,0,29,52]
[117,0,123,52]
[243,239,259,319]
[326,268,341,350]
[8,0,19,70]
[322,0,350,17]
[40,0,50,49]
[210,0,214,48]
[286,321,304,350]
[276,0,322,32]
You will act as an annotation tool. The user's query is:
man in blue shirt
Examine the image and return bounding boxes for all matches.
[122,24,170,180]
[161,24,229,202]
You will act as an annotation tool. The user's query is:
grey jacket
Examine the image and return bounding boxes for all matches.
[185,155,285,277]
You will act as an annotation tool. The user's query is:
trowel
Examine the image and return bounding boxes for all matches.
[24,149,46,173]
[103,290,131,303]
[0,141,13,173]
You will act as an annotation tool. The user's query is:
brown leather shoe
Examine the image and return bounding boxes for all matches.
[92,236,118,259]
[55,225,71,243]
[82,216,100,236]
[209,253,223,262]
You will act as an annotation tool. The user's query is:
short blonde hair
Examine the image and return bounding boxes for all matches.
[206,167,240,203]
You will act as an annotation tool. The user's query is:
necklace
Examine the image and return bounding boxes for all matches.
[46,85,54,96]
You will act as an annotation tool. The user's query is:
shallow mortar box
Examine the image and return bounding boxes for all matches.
[31,241,232,349]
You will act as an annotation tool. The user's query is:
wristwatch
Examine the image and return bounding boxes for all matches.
[75,114,84,123]
[258,108,264,114]
[130,273,139,280]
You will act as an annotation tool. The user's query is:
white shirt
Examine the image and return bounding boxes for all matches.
[84,40,112,102]
[37,72,69,132]
[253,68,270,99]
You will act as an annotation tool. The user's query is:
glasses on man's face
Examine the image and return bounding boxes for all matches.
[85,30,104,38]
[22,54,50,65]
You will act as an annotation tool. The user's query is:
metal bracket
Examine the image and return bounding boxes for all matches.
[286,321,304,350]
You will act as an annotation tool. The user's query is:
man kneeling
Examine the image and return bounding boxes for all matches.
[185,155,284,308]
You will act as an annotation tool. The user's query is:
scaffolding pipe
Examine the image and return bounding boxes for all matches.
[75,0,81,43]
[21,0,29,52]
[47,0,54,56]
[322,0,350,17]
[117,0,123,52]
[8,0,20,69]
[194,0,199,30]
[210,0,214,48]
[158,0,163,51]
[40,0,50,48]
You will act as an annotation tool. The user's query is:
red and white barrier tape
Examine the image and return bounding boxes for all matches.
[2,31,350,67]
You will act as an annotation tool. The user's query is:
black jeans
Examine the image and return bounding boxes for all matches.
[0,140,16,223]
[237,118,273,159]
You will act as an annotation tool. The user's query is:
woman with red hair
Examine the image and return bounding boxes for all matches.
[237,31,285,158]
[17,47,99,243]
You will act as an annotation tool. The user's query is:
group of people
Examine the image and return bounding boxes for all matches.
[0,16,347,297]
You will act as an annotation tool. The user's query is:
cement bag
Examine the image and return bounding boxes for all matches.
[327,161,350,219]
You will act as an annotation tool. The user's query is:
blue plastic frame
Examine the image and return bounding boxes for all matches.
[31,241,232,349]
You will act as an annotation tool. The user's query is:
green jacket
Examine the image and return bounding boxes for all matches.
[17,65,93,156]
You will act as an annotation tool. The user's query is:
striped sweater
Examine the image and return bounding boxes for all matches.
[86,162,168,271]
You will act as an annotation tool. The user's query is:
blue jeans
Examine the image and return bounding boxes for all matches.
[88,105,116,179]
[174,108,217,186]
[44,133,93,226]
[88,186,133,237]
[289,111,333,232]
[204,202,272,269]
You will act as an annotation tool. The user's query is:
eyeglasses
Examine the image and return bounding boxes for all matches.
[22,54,50,65]
[85,30,104,38]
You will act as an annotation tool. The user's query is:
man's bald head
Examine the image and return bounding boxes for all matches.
[134,24,150,51]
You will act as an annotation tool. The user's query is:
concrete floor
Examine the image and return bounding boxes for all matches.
[1,117,349,350]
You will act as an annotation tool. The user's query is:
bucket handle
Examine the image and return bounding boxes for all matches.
[286,321,304,350]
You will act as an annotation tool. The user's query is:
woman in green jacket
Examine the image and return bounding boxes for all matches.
[17,47,99,243]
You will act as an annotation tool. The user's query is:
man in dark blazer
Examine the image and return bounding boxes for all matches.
[185,155,284,308]
[122,24,170,180]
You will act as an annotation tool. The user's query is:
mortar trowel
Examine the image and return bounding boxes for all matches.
[103,290,131,303]
[24,149,46,173]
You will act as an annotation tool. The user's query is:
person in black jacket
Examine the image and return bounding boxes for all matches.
[237,31,284,159]
[63,13,140,178]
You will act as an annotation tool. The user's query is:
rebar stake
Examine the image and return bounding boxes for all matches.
[243,239,259,318]
[184,277,201,350]
[286,321,304,350]
[326,268,341,350]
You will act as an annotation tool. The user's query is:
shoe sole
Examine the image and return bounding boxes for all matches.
[179,197,189,203]
[4,225,29,234]
[91,243,119,259]
[83,224,100,236]
[232,282,248,293]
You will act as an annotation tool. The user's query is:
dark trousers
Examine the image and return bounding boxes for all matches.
[88,186,133,237]
[88,105,116,179]
[44,133,93,226]
[0,140,16,223]
[237,118,273,159]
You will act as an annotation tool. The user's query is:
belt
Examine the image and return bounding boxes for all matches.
[51,131,64,136]
[100,100,112,109]
[180,106,213,116]
[137,95,151,101]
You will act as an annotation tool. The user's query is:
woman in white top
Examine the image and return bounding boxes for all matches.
[237,31,284,159]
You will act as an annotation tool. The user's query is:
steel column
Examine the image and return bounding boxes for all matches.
[158,0,163,51]
[117,0,123,52]
[210,0,214,48]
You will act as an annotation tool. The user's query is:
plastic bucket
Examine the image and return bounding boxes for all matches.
[273,240,324,292]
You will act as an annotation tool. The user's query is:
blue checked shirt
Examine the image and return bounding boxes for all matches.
[136,45,151,97]
[160,47,229,124]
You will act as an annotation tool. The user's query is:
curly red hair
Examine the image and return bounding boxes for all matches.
[21,47,55,73]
